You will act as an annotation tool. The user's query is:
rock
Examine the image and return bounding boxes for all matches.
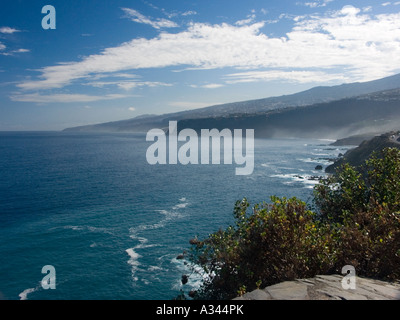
[233,275,400,300]
[330,134,376,146]
[265,281,309,300]
[326,131,400,174]
[189,238,200,245]
[236,289,272,300]
[176,254,185,260]
[181,275,189,285]
[315,165,323,170]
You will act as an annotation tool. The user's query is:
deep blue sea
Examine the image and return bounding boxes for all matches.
[0,132,352,300]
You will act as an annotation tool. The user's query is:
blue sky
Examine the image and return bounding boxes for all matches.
[1,0,400,130]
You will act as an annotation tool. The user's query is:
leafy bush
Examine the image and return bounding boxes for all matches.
[185,148,400,300]
[314,148,400,280]
[187,197,334,299]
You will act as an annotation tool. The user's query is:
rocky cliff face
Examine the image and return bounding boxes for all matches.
[326,131,400,173]
[234,275,400,300]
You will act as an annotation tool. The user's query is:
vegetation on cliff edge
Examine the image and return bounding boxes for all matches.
[183,148,400,300]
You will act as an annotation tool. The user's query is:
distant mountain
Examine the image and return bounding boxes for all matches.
[325,131,400,173]
[64,73,400,133]
[178,88,400,139]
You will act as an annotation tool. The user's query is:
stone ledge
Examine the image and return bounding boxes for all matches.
[234,275,400,300]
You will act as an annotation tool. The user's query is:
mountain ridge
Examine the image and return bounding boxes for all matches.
[177,88,400,139]
[63,73,400,135]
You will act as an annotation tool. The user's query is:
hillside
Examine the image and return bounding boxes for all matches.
[330,133,379,146]
[178,89,400,139]
[63,73,400,134]
[325,131,400,173]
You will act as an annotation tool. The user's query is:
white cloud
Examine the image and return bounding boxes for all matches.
[338,5,360,15]
[382,2,392,6]
[86,72,139,81]
[114,73,140,79]
[0,27,29,56]
[191,83,225,89]
[0,27,20,34]
[86,80,171,90]
[225,70,349,84]
[304,2,320,8]
[202,83,225,89]
[122,8,178,29]
[0,48,30,56]
[10,93,129,103]
[182,11,197,16]
[303,0,334,8]
[16,7,400,91]
[236,14,256,26]
[14,48,30,53]
[128,107,136,111]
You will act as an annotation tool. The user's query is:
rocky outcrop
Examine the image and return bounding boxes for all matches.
[234,275,400,300]
[330,133,377,146]
[326,131,400,173]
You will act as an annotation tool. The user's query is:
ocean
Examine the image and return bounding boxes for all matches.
[0,132,351,300]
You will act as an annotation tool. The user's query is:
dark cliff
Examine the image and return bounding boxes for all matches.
[326,131,400,173]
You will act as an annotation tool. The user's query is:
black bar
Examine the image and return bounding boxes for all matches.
[1,299,395,319]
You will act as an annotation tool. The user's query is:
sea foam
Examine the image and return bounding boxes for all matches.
[18,287,38,300]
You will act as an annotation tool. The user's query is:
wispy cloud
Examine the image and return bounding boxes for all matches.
[382,1,400,6]
[236,14,256,26]
[0,26,21,34]
[302,0,334,8]
[10,93,129,103]
[1,48,30,56]
[121,8,178,29]
[225,70,349,84]
[16,6,400,92]
[0,26,29,56]
[86,80,172,91]
[86,72,139,81]
[191,83,225,89]
[181,11,197,16]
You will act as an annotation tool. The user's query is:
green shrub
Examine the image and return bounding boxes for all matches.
[186,148,400,300]
[188,197,334,299]
[315,148,400,279]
